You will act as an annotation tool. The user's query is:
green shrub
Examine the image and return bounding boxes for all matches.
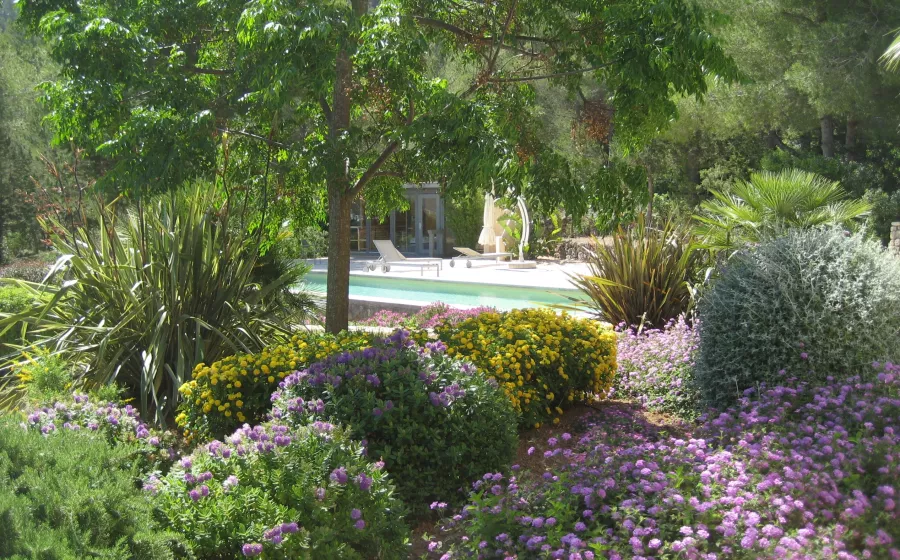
[0,259,52,283]
[271,331,518,513]
[152,421,408,559]
[862,188,900,244]
[14,350,74,404]
[568,214,701,329]
[177,330,377,439]
[695,227,900,407]
[445,193,483,251]
[0,416,188,559]
[0,285,35,355]
[0,184,318,423]
[432,308,617,428]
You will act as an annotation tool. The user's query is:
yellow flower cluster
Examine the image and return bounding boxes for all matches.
[435,309,616,428]
[176,330,374,438]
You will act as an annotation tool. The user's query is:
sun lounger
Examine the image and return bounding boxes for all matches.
[367,239,442,276]
[450,247,513,268]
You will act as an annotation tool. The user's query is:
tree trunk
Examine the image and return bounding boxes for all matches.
[645,167,654,224]
[323,0,367,334]
[685,130,702,186]
[325,187,352,333]
[845,116,859,159]
[820,114,835,158]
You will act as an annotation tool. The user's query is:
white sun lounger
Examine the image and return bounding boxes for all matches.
[367,239,442,276]
[450,247,513,268]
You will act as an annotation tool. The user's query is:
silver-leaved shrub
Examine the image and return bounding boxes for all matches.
[695,227,900,407]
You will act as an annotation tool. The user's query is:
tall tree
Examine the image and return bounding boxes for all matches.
[18,0,738,332]
[0,4,61,261]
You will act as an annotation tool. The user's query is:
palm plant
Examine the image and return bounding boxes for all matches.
[0,184,320,423]
[693,169,871,252]
[566,215,702,329]
[883,30,900,71]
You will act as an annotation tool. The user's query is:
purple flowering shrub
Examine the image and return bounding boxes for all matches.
[151,420,408,559]
[271,330,518,514]
[23,393,177,473]
[427,363,900,559]
[615,317,701,419]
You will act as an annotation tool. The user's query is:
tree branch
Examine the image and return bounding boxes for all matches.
[351,140,400,197]
[216,128,288,148]
[319,96,332,122]
[488,63,612,83]
[372,170,404,179]
[412,16,477,41]
[181,65,234,76]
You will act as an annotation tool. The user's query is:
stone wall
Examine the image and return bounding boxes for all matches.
[556,238,595,262]
[892,222,900,255]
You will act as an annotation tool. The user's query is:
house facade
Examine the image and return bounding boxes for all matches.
[350,183,455,258]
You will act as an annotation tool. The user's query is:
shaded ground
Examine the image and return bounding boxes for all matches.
[408,400,691,557]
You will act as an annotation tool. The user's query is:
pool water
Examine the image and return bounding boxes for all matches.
[302,272,588,312]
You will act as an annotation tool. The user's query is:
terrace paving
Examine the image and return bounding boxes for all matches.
[308,255,591,291]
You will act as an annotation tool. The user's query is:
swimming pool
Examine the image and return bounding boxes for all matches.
[302,272,589,312]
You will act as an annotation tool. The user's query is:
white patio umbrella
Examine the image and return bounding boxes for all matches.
[477,192,496,249]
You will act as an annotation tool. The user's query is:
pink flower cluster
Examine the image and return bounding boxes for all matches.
[358,302,495,329]
[428,363,900,559]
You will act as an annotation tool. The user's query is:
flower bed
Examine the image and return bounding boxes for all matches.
[176,330,376,438]
[434,309,617,428]
[615,317,701,419]
[427,363,900,558]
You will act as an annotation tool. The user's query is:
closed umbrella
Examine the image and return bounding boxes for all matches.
[477,192,495,249]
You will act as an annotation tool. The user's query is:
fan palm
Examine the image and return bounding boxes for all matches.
[882,30,900,71]
[693,169,871,252]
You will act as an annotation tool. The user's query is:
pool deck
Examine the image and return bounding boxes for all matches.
[308,256,591,291]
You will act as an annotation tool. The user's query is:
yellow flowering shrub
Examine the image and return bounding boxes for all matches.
[434,309,616,428]
[176,330,375,438]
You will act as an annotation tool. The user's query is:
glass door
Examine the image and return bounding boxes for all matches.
[394,206,416,253]
[419,194,440,256]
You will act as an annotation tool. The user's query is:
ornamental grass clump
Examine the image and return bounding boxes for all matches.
[426,363,900,559]
[615,317,701,419]
[177,329,376,439]
[152,420,408,559]
[695,227,900,408]
[434,308,616,428]
[271,330,518,513]
[0,416,188,559]
[0,184,319,422]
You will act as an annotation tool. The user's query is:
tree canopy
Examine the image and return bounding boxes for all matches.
[17,0,739,331]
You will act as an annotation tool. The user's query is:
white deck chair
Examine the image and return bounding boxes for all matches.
[450,247,513,268]
[367,239,442,276]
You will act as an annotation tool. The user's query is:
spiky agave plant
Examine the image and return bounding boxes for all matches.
[0,184,321,424]
[693,169,871,253]
[565,214,702,330]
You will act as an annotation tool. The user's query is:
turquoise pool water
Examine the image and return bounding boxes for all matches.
[303,272,588,311]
